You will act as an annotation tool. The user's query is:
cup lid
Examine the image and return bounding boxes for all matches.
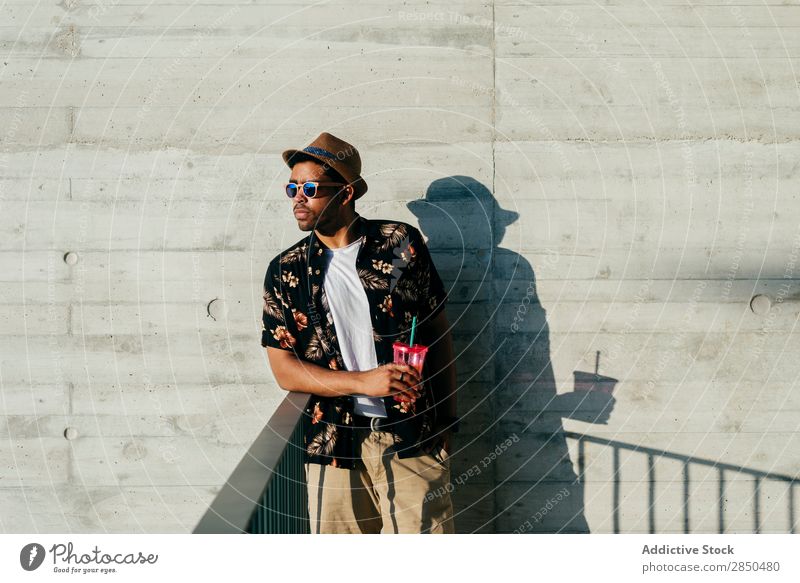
[393,341,428,351]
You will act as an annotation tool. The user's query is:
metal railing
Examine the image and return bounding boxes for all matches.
[194,402,799,534]
[194,392,311,534]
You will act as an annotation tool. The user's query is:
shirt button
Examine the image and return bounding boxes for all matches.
[315,269,320,274]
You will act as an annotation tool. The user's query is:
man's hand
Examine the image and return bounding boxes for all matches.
[355,363,423,402]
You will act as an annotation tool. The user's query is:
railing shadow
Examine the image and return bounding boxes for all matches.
[566,432,799,534]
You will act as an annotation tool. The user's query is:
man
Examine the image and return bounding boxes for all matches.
[261,132,459,534]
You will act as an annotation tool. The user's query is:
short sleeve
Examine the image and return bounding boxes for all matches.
[408,226,448,323]
[260,259,297,351]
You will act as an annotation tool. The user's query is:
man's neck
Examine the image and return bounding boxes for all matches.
[314,212,362,250]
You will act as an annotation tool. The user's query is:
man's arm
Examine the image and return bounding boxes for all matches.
[267,347,360,398]
[266,347,423,400]
[420,310,457,422]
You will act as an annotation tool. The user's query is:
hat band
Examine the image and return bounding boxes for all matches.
[302,146,337,161]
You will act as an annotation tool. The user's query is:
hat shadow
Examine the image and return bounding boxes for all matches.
[408,176,617,533]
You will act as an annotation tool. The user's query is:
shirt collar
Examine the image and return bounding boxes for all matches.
[310,213,370,254]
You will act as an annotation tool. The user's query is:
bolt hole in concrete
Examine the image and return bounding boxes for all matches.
[207,298,227,321]
[749,294,771,315]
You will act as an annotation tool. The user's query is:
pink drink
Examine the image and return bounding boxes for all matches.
[392,342,428,402]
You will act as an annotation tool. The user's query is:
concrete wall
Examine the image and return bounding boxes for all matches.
[1,1,798,533]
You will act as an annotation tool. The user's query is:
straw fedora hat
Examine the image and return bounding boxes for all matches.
[282,132,368,200]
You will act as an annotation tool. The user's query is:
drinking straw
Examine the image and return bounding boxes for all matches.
[409,316,417,347]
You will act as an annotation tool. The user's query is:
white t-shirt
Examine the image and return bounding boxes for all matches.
[322,237,388,418]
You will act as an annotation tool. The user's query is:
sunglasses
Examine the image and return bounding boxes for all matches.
[285,181,347,198]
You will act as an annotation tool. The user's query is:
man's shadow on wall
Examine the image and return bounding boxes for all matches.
[408,176,617,533]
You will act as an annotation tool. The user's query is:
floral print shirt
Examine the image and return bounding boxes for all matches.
[261,213,448,469]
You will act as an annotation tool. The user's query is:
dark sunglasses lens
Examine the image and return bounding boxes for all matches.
[302,182,317,197]
[285,184,298,198]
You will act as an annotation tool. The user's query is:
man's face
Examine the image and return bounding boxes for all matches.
[289,160,352,232]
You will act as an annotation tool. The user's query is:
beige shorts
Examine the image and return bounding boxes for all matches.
[305,426,454,534]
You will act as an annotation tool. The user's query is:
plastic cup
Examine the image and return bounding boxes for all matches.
[392,342,428,402]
